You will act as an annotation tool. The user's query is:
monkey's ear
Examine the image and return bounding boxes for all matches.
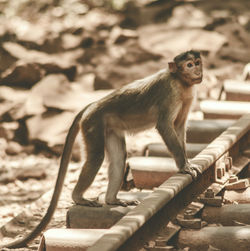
[168,62,177,73]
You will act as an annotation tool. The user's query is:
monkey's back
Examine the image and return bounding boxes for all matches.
[81,68,177,133]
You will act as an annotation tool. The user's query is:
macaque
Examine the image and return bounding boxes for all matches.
[2,50,202,248]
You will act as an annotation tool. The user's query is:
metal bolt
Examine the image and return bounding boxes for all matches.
[225,156,233,171]
[205,188,215,198]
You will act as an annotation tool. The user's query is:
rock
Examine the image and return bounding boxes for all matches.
[2,42,79,77]
[77,73,96,91]
[41,36,64,54]
[214,21,250,53]
[0,62,44,88]
[4,74,87,120]
[6,18,47,48]
[26,111,75,147]
[78,37,163,89]
[40,63,77,82]
[93,75,113,90]
[61,33,82,50]
[219,47,250,63]
[0,46,18,72]
[27,74,74,112]
[167,5,211,29]
[16,163,47,181]
[94,59,165,89]
[0,138,7,158]
[116,40,162,66]
[0,86,28,103]
[22,144,36,155]
[24,88,111,149]
[49,137,82,161]
[5,141,22,155]
[0,122,19,140]
[77,46,107,65]
[28,74,111,112]
[139,24,227,56]
[6,101,41,122]
[82,8,120,30]
[3,16,72,54]
[120,0,177,27]
[109,26,138,44]
[0,60,77,89]
[81,35,95,48]
[0,161,46,183]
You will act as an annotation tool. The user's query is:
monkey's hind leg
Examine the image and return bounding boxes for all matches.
[72,124,105,207]
[105,130,139,207]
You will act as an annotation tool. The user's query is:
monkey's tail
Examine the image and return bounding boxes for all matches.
[1,108,86,249]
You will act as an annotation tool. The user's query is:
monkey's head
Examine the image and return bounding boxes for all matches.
[169,50,203,86]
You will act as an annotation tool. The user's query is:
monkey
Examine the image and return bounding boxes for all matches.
[1,50,202,249]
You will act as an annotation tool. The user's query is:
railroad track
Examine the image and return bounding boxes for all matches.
[39,117,249,250]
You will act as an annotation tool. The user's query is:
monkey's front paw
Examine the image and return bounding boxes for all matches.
[180,163,202,180]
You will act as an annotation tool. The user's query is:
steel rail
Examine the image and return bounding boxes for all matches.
[87,113,250,251]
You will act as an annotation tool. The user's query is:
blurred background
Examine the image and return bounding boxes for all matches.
[0,0,250,249]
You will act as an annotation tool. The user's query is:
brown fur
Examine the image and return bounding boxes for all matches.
[2,50,202,249]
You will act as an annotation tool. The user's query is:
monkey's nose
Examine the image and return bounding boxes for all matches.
[194,70,202,77]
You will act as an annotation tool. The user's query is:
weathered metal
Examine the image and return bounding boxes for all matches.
[38,114,250,251]
[86,114,250,251]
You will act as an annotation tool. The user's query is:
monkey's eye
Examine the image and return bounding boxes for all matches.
[187,63,193,68]
[195,61,200,66]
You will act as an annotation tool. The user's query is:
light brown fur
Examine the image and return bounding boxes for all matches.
[2,50,202,249]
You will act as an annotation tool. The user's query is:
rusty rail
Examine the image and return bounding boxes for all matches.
[87,114,250,251]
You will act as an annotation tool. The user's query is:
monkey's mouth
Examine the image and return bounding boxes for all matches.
[193,77,202,83]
